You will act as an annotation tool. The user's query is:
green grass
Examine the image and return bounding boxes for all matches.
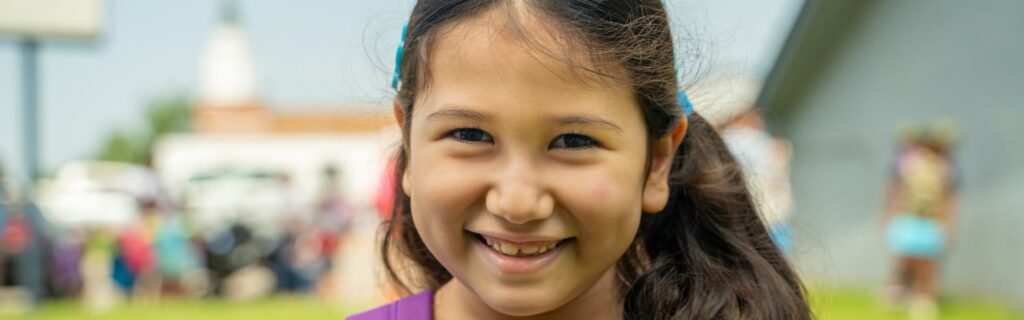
[0,288,1020,319]
[809,287,1022,320]
[0,296,358,320]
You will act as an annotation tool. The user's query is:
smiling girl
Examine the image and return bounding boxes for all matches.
[351,1,810,319]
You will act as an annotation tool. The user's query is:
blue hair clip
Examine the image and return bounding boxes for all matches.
[673,58,692,117]
[391,22,409,90]
[678,91,694,117]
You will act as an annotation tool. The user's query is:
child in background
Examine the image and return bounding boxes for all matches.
[720,108,796,254]
[81,228,119,311]
[352,1,810,319]
[693,77,797,255]
[881,122,959,320]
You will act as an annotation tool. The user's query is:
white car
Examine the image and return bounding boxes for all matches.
[37,161,165,229]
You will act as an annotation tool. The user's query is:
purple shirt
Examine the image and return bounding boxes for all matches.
[347,290,433,320]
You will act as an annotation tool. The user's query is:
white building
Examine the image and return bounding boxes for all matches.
[153,3,398,228]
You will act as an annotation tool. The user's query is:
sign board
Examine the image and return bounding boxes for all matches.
[0,0,103,40]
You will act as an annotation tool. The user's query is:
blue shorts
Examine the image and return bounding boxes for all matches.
[886,214,945,259]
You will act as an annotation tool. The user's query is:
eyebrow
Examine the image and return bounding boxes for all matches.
[553,114,624,133]
[425,106,623,133]
[426,108,490,122]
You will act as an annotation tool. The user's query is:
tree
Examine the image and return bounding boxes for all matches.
[96,130,146,164]
[97,95,192,165]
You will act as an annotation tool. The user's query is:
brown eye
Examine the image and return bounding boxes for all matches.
[550,134,599,149]
[447,128,493,143]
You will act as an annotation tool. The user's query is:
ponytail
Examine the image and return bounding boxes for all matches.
[622,114,810,319]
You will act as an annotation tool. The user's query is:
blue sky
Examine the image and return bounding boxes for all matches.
[0,0,802,180]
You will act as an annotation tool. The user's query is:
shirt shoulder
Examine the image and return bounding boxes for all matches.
[347,290,434,320]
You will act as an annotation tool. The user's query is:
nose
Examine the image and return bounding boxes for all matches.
[485,158,554,224]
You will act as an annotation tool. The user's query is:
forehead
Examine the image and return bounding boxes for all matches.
[416,8,635,110]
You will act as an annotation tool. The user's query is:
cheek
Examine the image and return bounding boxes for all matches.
[407,150,487,251]
[559,167,644,247]
[409,144,483,212]
[592,185,610,202]
[566,153,647,216]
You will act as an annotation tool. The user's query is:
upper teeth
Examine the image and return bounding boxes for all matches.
[483,237,559,256]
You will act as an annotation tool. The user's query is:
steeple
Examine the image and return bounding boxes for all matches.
[198,0,257,108]
[222,0,239,26]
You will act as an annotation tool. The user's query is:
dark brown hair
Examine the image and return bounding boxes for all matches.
[381,1,811,319]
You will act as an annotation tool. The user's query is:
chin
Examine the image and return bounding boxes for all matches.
[479,285,569,315]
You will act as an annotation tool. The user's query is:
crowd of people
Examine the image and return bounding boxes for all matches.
[0,164,358,312]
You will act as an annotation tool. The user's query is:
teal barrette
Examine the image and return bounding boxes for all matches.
[678,91,693,117]
[391,22,409,90]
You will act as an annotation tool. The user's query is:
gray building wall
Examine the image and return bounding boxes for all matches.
[774,1,1024,305]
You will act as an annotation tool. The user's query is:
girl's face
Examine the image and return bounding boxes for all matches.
[400,12,674,317]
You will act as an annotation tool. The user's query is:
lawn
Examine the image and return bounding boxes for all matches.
[0,288,1019,319]
[0,297,354,320]
[809,287,1021,320]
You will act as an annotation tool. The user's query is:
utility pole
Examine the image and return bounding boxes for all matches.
[20,39,40,185]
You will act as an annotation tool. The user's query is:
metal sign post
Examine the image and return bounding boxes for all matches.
[0,0,103,185]
[20,39,38,183]
[0,0,103,306]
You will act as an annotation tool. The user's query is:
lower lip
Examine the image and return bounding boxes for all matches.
[473,236,569,275]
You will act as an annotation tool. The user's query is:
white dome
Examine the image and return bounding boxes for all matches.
[199,15,257,107]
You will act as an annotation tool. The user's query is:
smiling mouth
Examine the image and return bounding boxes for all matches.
[468,232,573,257]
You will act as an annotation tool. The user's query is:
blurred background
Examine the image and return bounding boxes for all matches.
[0,0,1021,319]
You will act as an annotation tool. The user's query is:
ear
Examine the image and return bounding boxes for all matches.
[393,98,406,128]
[394,98,413,196]
[402,166,413,196]
[642,118,687,213]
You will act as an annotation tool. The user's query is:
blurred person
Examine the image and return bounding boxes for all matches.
[0,164,6,202]
[49,231,85,297]
[152,209,202,297]
[269,226,306,293]
[720,108,796,254]
[0,175,8,292]
[316,166,354,262]
[374,157,397,221]
[285,230,327,293]
[880,121,959,320]
[694,76,796,254]
[270,213,325,294]
[205,223,264,296]
[80,228,120,311]
[113,200,161,302]
[312,165,355,296]
[0,186,49,305]
[220,262,276,301]
[177,194,211,298]
[372,157,406,301]
[269,173,316,293]
[0,173,12,303]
